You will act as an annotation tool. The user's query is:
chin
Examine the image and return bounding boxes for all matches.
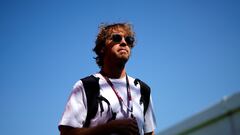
[119,54,130,60]
[119,56,129,64]
[113,53,130,64]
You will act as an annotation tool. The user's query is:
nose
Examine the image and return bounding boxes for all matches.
[120,37,127,47]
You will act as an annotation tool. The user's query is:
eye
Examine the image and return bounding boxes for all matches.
[111,34,122,43]
[125,36,134,45]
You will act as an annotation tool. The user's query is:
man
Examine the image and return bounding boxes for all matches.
[58,23,156,135]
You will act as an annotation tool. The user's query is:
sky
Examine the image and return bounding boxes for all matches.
[0,0,240,135]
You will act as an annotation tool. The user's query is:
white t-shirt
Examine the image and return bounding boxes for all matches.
[59,73,156,134]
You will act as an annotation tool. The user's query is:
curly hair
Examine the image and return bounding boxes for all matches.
[93,22,136,68]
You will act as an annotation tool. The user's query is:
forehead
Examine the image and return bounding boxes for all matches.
[107,26,132,36]
[109,27,127,35]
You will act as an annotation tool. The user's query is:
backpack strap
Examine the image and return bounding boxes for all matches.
[81,75,100,127]
[134,79,151,116]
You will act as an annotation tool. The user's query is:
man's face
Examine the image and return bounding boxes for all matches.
[103,28,133,65]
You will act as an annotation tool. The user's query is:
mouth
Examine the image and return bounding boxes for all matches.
[118,48,128,53]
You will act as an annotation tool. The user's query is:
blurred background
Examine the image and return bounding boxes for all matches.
[1,0,240,134]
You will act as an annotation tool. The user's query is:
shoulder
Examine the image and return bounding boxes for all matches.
[76,73,99,87]
[79,74,100,89]
[71,74,97,96]
[69,80,85,99]
[128,75,151,90]
[73,80,83,89]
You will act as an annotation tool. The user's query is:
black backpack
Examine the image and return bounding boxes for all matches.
[81,75,151,127]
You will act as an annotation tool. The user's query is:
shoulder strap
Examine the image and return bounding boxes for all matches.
[81,75,100,127]
[134,79,151,115]
[81,76,151,127]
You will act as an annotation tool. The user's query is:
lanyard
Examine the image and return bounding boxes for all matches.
[101,73,133,114]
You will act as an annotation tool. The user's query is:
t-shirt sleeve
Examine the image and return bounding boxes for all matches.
[58,80,87,128]
[144,95,157,133]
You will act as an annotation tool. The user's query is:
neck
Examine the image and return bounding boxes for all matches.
[100,64,126,79]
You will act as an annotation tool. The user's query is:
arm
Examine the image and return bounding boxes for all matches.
[59,118,139,135]
[143,95,156,135]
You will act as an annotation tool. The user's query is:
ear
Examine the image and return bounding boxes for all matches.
[100,46,106,56]
[100,48,105,54]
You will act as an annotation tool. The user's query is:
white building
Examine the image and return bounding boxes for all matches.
[157,92,240,135]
